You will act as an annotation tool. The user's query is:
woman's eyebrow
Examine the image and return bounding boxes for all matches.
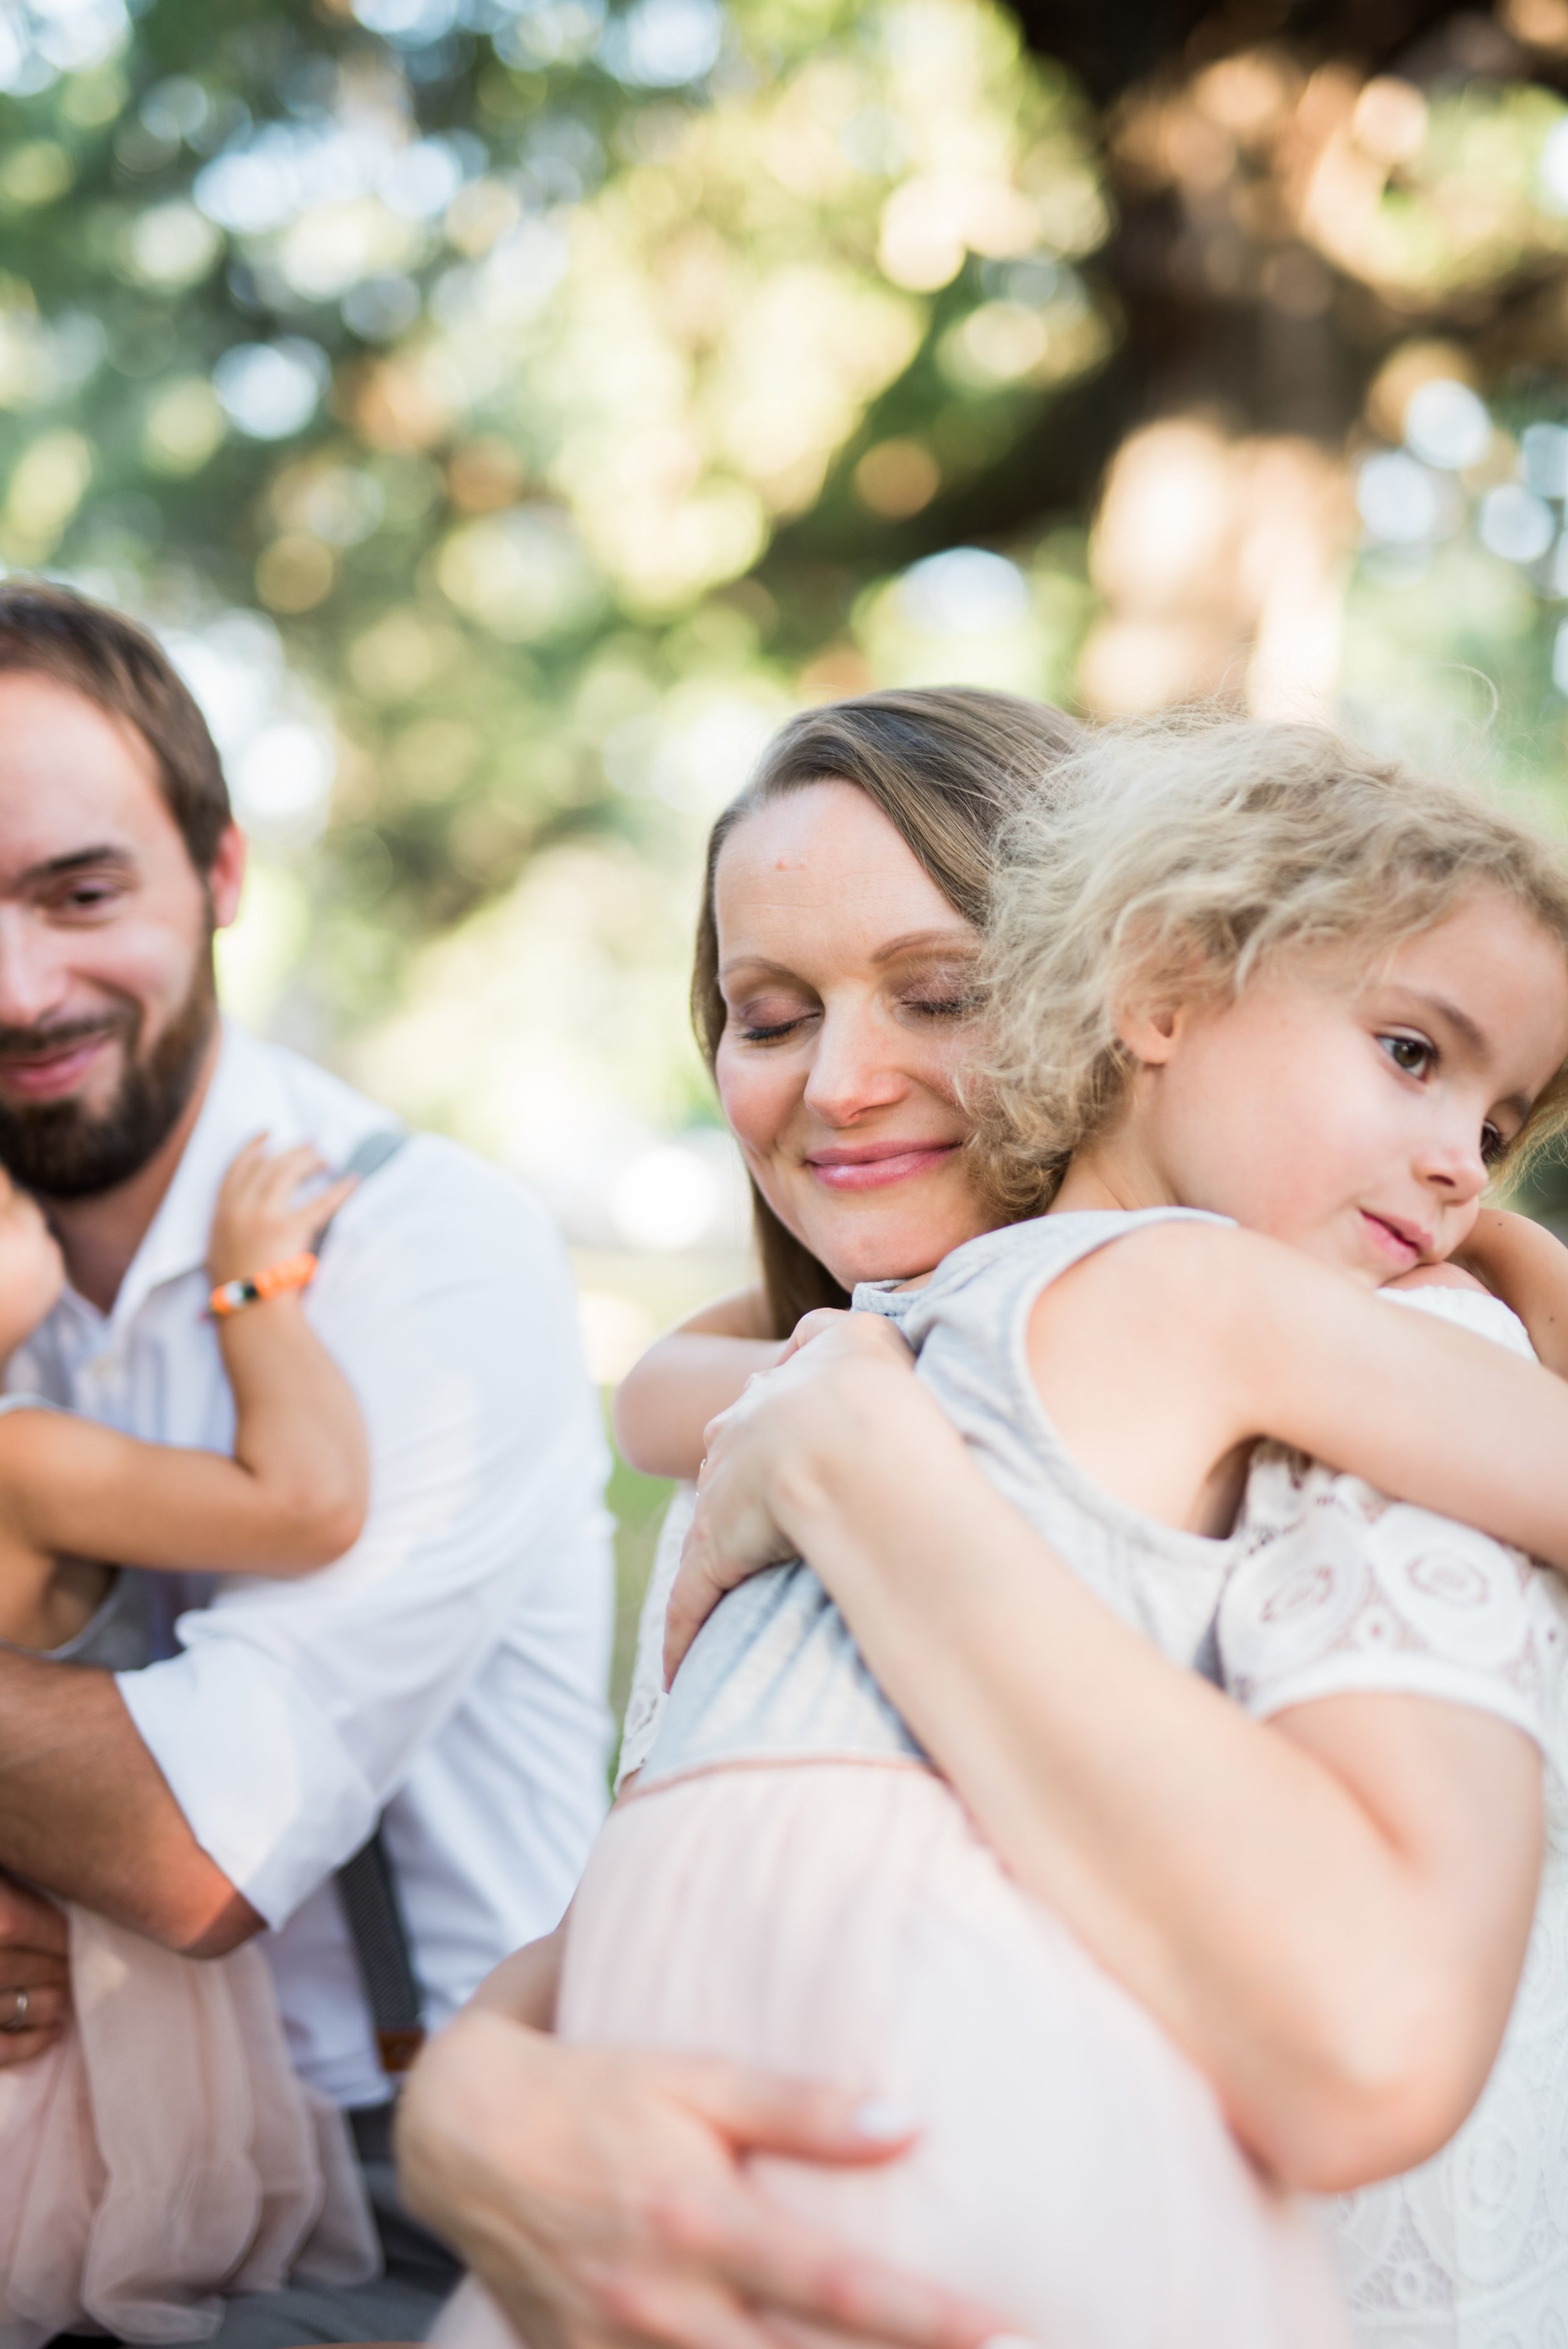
[872,928,978,965]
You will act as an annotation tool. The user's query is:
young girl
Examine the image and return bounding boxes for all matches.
[439,715,1568,2349]
[0,1137,379,2349]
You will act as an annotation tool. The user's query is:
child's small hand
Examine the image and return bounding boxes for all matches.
[208,1135,358,1290]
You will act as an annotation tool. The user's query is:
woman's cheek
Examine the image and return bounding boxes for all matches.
[714,1043,795,1164]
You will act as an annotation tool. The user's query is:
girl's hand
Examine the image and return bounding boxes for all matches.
[665,1314,919,1684]
[207,1136,358,1290]
[396,2008,1007,2349]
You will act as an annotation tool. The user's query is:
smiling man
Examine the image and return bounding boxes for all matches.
[0,581,615,2342]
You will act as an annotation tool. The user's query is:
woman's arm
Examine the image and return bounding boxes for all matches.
[674,1323,1544,2191]
[0,1140,367,1577]
[613,1285,784,1479]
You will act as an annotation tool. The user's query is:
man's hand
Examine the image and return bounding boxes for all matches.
[398,2010,1009,2349]
[0,1872,68,2065]
[665,1315,922,1685]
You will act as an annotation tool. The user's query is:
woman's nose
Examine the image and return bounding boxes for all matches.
[802,1007,907,1124]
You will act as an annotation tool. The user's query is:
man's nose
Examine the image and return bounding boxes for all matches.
[0,909,70,1029]
[802,1006,906,1124]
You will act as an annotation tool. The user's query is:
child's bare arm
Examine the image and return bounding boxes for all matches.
[1452,1206,1568,1375]
[0,1138,368,1578]
[613,1285,784,1478]
[1042,1219,1568,1574]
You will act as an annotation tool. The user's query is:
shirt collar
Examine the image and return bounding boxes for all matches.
[98,1019,309,1334]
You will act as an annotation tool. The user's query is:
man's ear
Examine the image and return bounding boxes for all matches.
[208,824,246,931]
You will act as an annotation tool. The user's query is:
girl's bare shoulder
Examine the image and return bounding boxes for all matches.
[1025,1216,1298,1387]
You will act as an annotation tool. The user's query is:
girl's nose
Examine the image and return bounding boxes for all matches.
[1414,1122,1488,1205]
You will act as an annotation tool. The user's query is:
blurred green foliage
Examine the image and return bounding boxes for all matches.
[0,0,1110,1041]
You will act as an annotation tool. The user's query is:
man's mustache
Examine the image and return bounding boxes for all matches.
[0,1014,130,1061]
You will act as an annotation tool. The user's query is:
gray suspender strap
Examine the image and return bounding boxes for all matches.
[324,1126,428,2078]
[337,1827,426,2077]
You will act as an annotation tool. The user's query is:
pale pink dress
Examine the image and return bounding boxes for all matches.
[0,1546,378,2349]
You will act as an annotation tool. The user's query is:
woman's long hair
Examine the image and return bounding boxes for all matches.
[691,687,1083,1337]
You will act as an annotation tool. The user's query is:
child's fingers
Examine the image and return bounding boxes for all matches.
[304,1173,359,1236]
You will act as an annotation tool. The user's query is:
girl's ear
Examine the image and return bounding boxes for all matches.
[1115,991,1185,1068]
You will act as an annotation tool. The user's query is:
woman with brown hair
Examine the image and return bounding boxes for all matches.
[401,697,1567,2349]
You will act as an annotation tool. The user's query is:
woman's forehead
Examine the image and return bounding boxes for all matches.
[716,782,970,947]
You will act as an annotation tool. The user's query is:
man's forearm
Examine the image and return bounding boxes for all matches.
[0,1652,260,1953]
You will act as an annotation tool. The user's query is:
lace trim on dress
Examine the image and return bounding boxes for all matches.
[616,1487,694,1791]
[1221,1448,1568,1781]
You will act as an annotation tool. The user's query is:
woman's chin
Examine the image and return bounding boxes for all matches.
[808,1203,994,1294]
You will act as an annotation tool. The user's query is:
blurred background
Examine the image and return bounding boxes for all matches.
[8,0,1568,1704]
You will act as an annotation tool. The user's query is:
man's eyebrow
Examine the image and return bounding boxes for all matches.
[18,845,134,887]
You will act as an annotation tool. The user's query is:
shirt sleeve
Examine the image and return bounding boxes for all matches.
[118,1143,613,1927]
[615,1484,696,1791]
[1218,1445,1568,1778]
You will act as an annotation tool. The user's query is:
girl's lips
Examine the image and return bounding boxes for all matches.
[807,1142,959,1191]
[0,1036,110,1100]
[1360,1208,1426,1269]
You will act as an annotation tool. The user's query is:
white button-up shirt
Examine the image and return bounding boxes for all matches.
[7,1021,615,2108]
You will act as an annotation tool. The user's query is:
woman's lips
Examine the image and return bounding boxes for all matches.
[806,1142,960,1191]
[0,1036,111,1100]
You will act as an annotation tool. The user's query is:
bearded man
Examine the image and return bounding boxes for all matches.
[0,582,615,2341]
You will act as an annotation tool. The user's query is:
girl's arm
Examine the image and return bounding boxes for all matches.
[674,1311,1544,2193]
[1032,1218,1568,1574]
[1454,1206,1568,1375]
[613,1285,784,1479]
[0,1140,368,1578]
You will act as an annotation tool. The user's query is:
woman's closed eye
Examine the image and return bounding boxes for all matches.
[731,997,818,1044]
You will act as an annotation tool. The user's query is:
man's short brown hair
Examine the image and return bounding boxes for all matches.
[0,580,231,872]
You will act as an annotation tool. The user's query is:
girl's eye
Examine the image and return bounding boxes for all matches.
[904,995,968,1020]
[1481,1121,1506,1166]
[1380,1033,1433,1078]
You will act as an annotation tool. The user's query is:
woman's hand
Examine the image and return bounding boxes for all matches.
[664,1314,927,1684]
[397,2008,1007,2349]
[207,1134,358,1288]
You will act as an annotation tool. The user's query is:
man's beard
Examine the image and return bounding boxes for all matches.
[0,960,218,1202]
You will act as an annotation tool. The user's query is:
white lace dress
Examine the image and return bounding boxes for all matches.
[618,1282,1568,2346]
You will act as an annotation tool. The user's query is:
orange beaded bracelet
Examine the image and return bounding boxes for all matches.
[209,1249,319,1319]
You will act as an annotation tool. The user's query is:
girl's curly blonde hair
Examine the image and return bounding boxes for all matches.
[970,714,1568,1216]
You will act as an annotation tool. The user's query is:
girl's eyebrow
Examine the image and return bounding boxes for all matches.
[1399,987,1533,1125]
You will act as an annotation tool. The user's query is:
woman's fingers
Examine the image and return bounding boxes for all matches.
[644,2180,1006,2349]
[672,2062,919,2162]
